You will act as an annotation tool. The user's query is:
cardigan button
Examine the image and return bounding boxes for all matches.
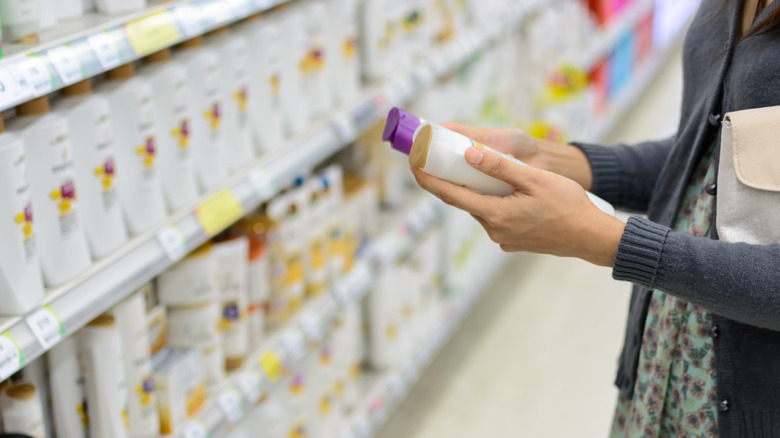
[708,113,722,126]
[710,326,719,338]
[719,400,730,412]
[705,182,717,196]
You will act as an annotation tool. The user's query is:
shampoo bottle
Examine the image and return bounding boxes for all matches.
[328,0,361,106]
[279,10,310,136]
[384,108,616,215]
[102,63,167,235]
[142,49,199,211]
[0,0,40,43]
[213,237,250,371]
[47,336,88,438]
[0,119,44,315]
[0,383,46,438]
[207,28,255,172]
[54,79,128,258]
[176,37,228,191]
[94,0,145,14]
[302,1,332,118]
[8,96,92,286]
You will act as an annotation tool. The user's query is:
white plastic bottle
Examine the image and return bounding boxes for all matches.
[38,0,58,31]
[47,336,88,438]
[0,123,44,315]
[176,37,228,191]
[94,0,145,14]
[101,63,167,235]
[54,79,128,258]
[0,383,47,438]
[0,0,40,43]
[384,108,616,216]
[142,49,199,212]
[302,1,332,118]
[79,314,129,438]
[55,0,85,20]
[279,9,310,136]
[8,96,92,286]
[213,237,249,371]
[243,19,285,154]
[360,0,395,81]
[208,28,255,172]
[328,0,361,106]
[110,289,159,437]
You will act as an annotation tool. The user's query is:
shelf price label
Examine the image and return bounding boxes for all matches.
[46,45,84,85]
[331,113,357,144]
[19,56,53,96]
[196,190,244,237]
[299,312,324,342]
[0,68,31,110]
[174,4,203,39]
[126,10,182,56]
[258,351,283,382]
[216,388,244,424]
[156,226,187,262]
[0,333,22,380]
[179,420,208,438]
[87,32,122,70]
[25,306,64,350]
[332,281,351,305]
[235,369,264,403]
[280,329,307,363]
[247,169,277,202]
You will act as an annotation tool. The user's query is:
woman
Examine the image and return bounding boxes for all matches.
[412,0,780,436]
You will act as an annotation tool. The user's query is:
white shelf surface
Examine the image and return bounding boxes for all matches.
[0,0,291,112]
[0,0,547,409]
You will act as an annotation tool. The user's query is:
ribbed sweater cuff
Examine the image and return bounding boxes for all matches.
[612,216,671,288]
[570,142,623,204]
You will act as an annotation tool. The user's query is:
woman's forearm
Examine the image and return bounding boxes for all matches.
[536,139,594,191]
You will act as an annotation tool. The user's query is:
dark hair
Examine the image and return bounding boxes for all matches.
[742,0,780,40]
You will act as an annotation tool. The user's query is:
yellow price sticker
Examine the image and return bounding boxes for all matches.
[258,351,283,382]
[196,189,244,236]
[125,10,182,56]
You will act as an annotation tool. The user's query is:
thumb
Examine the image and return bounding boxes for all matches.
[464,146,542,191]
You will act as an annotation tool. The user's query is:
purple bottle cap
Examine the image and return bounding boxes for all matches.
[382,107,421,156]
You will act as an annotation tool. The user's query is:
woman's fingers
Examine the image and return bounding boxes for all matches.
[411,167,495,218]
[464,146,544,191]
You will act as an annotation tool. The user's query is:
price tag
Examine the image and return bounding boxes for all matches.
[19,56,53,96]
[46,46,84,85]
[258,351,283,382]
[25,306,64,350]
[0,333,22,380]
[174,4,203,38]
[196,190,244,236]
[247,169,277,202]
[331,113,356,143]
[179,420,208,438]
[281,329,307,363]
[216,388,244,424]
[299,312,324,341]
[87,32,122,70]
[156,226,187,262]
[235,369,264,403]
[0,68,32,109]
[126,10,182,56]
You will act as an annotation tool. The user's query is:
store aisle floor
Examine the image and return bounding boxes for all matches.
[375,44,684,438]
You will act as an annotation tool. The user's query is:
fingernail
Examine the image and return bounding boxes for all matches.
[465,147,483,165]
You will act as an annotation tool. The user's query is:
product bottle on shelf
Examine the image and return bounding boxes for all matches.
[231,218,270,350]
[142,48,199,212]
[47,336,88,438]
[264,199,291,328]
[278,9,310,136]
[19,359,53,438]
[175,37,228,192]
[54,78,128,258]
[0,117,44,315]
[360,0,396,82]
[38,0,57,31]
[242,18,285,154]
[110,288,159,437]
[55,0,85,20]
[0,0,40,43]
[213,236,250,372]
[101,63,167,235]
[328,0,361,106]
[8,96,92,286]
[93,0,145,14]
[304,179,330,298]
[0,383,47,438]
[302,1,333,118]
[207,27,255,172]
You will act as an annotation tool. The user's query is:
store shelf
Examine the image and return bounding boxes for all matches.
[0,0,292,112]
[177,192,446,438]
[0,0,546,384]
[337,250,512,438]
[576,0,657,72]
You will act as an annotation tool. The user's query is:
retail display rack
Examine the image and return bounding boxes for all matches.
[0,0,546,395]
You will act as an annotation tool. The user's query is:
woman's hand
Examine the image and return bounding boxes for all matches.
[411,146,625,267]
[442,122,594,191]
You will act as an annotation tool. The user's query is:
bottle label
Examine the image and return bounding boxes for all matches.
[93,111,119,213]
[15,200,37,262]
[171,79,191,160]
[49,178,81,238]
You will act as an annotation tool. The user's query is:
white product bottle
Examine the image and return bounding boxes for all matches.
[208,28,255,172]
[0,383,47,438]
[0,124,44,315]
[243,19,285,154]
[47,336,88,438]
[110,289,159,437]
[176,37,228,192]
[8,97,92,286]
[360,0,394,81]
[213,237,249,371]
[38,0,58,30]
[55,79,128,258]
[55,0,84,20]
[0,0,40,43]
[328,0,361,106]
[20,358,53,438]
[279,10,310,136]
[384,108,616,216]
[102,63,167,235]
[302,1,332,118]
[94,0,145,14]
[157,244,219,306]
[142,49,199,212]
[79,314,129,438]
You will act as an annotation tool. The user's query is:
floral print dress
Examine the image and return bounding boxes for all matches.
[610,144,720,438]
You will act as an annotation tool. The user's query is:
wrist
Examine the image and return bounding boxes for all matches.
[536,140,594,190]
[573,213,625,267]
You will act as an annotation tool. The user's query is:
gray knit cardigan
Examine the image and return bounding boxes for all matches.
[573,0,780,436]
